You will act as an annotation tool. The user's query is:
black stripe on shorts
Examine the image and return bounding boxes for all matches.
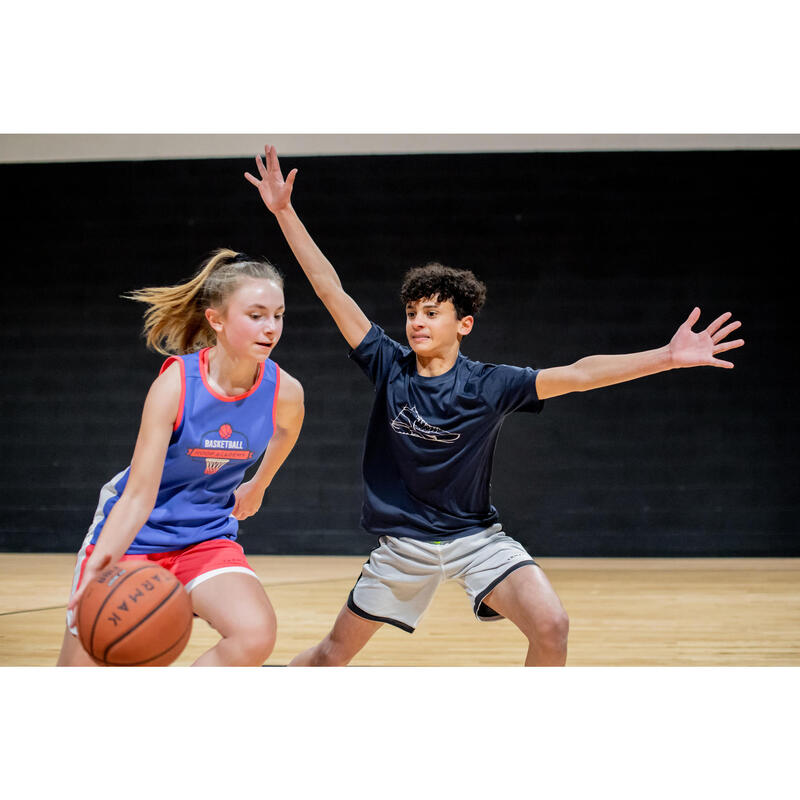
[473,559,538,619]
[347,583,415,634]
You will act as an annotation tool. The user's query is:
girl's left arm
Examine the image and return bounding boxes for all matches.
[232,369,305,520]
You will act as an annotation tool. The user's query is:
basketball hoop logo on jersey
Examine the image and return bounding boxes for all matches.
[187,423,254,474]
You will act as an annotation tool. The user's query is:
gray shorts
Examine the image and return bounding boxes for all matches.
[347,523,537,633]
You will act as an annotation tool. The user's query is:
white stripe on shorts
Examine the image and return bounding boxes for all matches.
[183,566,260,594]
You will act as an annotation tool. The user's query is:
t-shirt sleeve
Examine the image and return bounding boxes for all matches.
[478,363,544,415]
[348,322,407,387]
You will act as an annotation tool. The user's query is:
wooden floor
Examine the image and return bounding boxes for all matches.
[1,554,798,666]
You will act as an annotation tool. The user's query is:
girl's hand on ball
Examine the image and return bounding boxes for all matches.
[68,553,112,613]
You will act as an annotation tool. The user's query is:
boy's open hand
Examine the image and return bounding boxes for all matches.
[245,144,297,214]
[669,308,744,369]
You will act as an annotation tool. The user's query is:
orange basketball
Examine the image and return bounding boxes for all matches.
[77,562,193,666]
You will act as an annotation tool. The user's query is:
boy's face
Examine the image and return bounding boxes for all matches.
[405,296,473,355]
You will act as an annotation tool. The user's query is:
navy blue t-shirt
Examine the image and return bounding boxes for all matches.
[349,323,544,541]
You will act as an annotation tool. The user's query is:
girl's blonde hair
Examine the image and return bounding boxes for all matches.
[125,249,284,355]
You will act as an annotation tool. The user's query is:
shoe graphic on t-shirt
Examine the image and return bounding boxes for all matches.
[391,405,460,443]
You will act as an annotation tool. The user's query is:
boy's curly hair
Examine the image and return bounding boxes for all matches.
[400,262,487,320]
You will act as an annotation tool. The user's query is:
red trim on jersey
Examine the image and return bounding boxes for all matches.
[198,348,265,402]
[160,356,186,431]
[272,363,281,430]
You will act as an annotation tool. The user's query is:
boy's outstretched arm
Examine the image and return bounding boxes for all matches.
[245,145,371,350]
[536,307,745,400]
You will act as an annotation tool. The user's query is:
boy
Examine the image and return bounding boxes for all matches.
[246,146,744,666]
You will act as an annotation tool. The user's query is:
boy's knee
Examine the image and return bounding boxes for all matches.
[533,608,569,651]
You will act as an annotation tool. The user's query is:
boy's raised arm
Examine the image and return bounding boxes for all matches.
[246,145,371,350]
[535,307,744,400]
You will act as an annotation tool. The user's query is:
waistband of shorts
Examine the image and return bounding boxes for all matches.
[390,522,503,546]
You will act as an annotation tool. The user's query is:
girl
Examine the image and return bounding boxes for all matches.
[57,249,304,666]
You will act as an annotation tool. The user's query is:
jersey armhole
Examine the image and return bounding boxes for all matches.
[159,356,186,432]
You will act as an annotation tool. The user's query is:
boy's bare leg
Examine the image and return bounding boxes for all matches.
[483,564,569,666]
[290,604,382,666]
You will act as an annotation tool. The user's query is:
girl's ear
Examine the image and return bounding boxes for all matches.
[205,306,224,334]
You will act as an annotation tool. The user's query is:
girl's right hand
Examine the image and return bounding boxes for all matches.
[244,144,298,214]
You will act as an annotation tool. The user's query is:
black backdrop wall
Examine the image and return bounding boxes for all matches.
[1,150,796,556]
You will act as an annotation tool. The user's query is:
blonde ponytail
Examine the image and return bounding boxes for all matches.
[125,248,284,355]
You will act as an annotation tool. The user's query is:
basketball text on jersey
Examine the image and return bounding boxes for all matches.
[187,424,254,474]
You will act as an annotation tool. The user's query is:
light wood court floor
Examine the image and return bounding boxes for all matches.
[0,554,798,666]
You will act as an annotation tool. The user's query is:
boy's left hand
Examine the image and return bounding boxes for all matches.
[669,307,744,369]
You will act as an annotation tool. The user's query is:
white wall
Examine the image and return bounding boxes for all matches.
[1,134,798,163]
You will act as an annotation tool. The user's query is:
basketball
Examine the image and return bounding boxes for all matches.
[77,562,193,666]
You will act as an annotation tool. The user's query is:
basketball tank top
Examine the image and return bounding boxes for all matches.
[89,348,280,554]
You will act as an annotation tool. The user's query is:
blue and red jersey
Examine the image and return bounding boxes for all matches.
[89,348,280,554]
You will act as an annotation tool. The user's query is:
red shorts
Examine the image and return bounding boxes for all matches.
[67,538,258,635]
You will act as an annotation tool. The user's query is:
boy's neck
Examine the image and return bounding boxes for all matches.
[415,349,460,377]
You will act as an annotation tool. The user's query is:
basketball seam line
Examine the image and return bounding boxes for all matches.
[88,565,153,655]
[106,617,192,666]
[102,580,182,663]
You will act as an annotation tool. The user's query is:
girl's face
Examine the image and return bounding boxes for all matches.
[208,277,285,361]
